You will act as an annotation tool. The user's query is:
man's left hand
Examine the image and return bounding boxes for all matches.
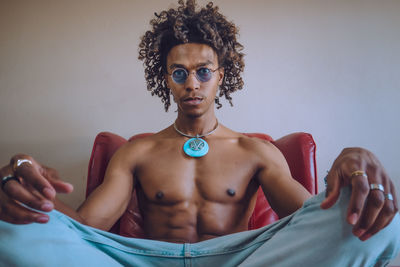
[320,147,398,241]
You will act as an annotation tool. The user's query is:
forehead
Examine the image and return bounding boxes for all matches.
[166,43,218,68]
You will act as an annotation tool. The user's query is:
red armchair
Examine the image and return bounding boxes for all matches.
[86,132,317,238]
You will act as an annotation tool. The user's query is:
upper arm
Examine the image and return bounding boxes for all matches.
[77,142,139,230]
[255,141,311,218]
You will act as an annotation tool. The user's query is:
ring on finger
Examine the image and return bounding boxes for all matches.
[12,159,33,173]
[370,183,385,192]
[385,193,394,201]
[350,170,368,179]
[1,175,20,190]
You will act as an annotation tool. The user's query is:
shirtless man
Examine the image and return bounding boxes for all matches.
[0,1,399,266]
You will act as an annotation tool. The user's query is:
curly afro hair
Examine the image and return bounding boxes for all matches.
[138,0,245,112]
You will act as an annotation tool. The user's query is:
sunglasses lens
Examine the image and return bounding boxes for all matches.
[171,68,215,84]
[196,68,212,82]
[172,69,187,84]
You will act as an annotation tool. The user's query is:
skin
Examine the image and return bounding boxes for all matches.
[0,43,398,243]
[76,43,311,242]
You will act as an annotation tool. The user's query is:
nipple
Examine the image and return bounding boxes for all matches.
[226,188,236,197]
[156,191,164,199]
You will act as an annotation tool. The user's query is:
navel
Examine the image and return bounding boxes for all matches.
[226,188,236,197]
[156,191,164,199]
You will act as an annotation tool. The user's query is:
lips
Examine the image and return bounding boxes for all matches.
[182,96,204,105]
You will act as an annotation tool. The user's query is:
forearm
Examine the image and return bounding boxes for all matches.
[54,198,86,224]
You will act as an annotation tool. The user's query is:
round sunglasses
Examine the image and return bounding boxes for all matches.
[169,67,220,84]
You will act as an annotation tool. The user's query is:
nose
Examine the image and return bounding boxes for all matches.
[185,71,200,91]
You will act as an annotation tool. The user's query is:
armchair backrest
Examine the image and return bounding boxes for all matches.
[86,132,317,237]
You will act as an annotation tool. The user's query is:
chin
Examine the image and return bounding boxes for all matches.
[178,106,204,117]
[183,110,204,118]
[179,103,214,118]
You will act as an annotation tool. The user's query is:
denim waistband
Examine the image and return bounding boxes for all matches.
[53,208,294,258]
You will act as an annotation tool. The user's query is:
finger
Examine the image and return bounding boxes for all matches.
[41,166,73,194]
[47,177,74,194]
[353,189,385,237]
[2,179,54,212]
[346,174,370,226]
[0,198,50,224]
[360,205,395,241]
[359,181,396,241]
[351,167,388,236]
[320,170,341,209]
[11,155,56,200]
[389,179,398,213]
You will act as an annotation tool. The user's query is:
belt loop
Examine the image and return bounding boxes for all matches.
[184,243,192,257]
[184,243,192,267]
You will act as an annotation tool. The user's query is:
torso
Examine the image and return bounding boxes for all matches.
[132,125,263,243]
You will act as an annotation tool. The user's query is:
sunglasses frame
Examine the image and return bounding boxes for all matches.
[168,67,221,85]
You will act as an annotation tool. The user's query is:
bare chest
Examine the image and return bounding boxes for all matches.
[135,139,260,204]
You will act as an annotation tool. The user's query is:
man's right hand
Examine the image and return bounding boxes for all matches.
[0,154,73,224]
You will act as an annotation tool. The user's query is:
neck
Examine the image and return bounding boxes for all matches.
[174,113,218,137]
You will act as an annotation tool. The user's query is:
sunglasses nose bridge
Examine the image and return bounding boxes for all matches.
[184,70,201,90]
[187,70,200,81]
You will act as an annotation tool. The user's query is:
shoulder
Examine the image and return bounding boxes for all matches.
[110,127,173,165]
[237,134,282,159]
[121,127,173,151]
[233,133,288,170]
[217,126,285,164]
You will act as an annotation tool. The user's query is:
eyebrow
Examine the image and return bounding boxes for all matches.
[168,60,214,70]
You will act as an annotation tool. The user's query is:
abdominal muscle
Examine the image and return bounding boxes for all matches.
[140,199,254,243]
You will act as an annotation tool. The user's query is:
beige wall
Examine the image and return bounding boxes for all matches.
[1,0,400,262]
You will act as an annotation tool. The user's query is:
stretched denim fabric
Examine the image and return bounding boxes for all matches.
[0,187,399,267]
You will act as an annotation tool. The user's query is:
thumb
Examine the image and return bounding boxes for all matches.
[40,166,73,194]
[48,178,74,194]
[320,170,341,209]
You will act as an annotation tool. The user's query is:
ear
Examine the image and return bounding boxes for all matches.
[166,77,177,103]
[217,67,224,86]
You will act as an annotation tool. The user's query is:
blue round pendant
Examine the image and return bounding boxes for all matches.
[183,138,209,157]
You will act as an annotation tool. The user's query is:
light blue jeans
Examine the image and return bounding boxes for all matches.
[0,187,399,267]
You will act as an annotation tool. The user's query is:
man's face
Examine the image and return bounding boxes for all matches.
[165,43,224,117]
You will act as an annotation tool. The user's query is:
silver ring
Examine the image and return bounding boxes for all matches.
[1,175,20,190]
[13,159,32,172]
[385,193,394,201]
[370,183,385,192]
